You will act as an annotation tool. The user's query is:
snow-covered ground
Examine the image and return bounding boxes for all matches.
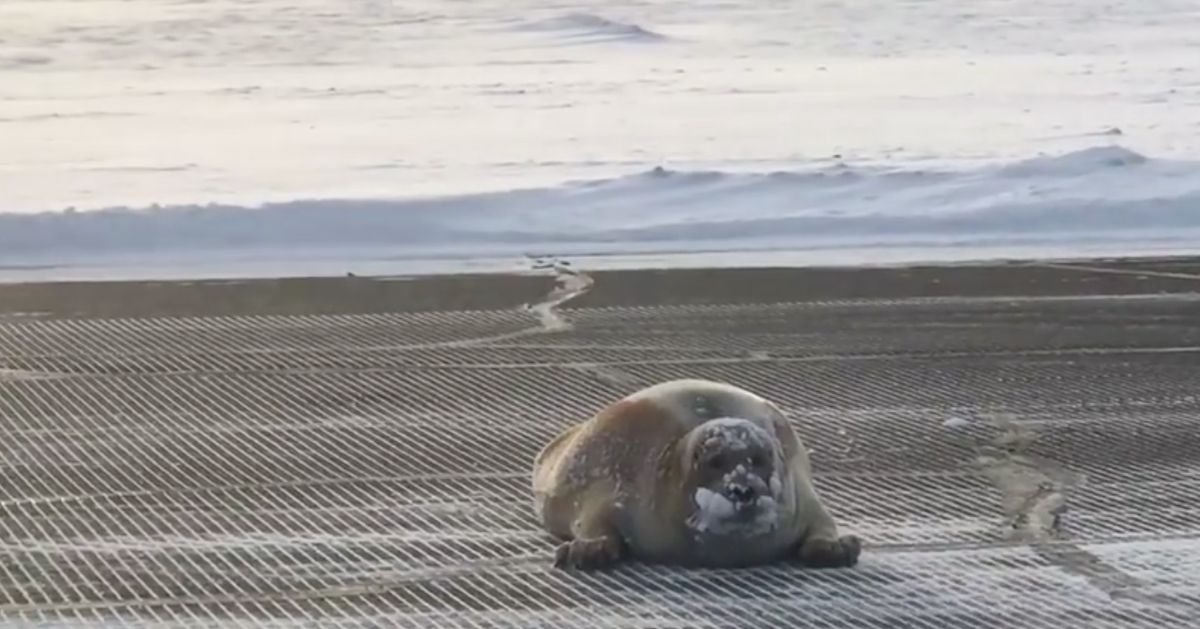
[3,0,1200,281]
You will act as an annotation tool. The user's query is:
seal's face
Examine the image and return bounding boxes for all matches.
[684,418,783,538]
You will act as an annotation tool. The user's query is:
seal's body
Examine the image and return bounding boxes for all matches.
[531,379,861,570]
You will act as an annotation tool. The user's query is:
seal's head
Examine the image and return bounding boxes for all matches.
[681,417,784,537]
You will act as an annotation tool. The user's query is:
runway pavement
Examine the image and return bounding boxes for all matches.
[2,257,1199,627]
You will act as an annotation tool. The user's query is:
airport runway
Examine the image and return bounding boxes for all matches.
[2,258,1199,626]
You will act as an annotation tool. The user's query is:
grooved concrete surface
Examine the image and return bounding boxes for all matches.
[2,260,1200,627]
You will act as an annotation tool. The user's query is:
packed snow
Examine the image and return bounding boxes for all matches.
[3,0,1200,281]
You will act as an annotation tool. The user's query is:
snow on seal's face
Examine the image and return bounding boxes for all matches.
[684,417,783,537]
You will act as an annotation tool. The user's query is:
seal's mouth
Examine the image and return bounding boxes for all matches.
[722,482,776,524]
[730,497,771,523]
[724,483,760,506]
[689,485,778,536]
[733,500,761,513]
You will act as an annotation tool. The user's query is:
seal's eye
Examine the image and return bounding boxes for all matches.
[751,453,766,467]
[707,454,725,470]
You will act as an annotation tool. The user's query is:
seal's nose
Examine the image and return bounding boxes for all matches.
[726,485,757,503]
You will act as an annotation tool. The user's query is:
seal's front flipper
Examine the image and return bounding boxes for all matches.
[798,534,862,568]
[791,481,862,568]
[553,502,626,570]
[553,535,624,570]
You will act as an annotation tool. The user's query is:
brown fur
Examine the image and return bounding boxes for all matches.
[531,379,861,570]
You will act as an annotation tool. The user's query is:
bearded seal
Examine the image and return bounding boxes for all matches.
[531,378,861,570]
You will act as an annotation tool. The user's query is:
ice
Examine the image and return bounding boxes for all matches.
[943,416,972,430]
[698,417,775,453]
[691,487,737,532]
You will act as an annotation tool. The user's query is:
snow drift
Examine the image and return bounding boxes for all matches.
[3,146,1200,278]
[513,13,668,43]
